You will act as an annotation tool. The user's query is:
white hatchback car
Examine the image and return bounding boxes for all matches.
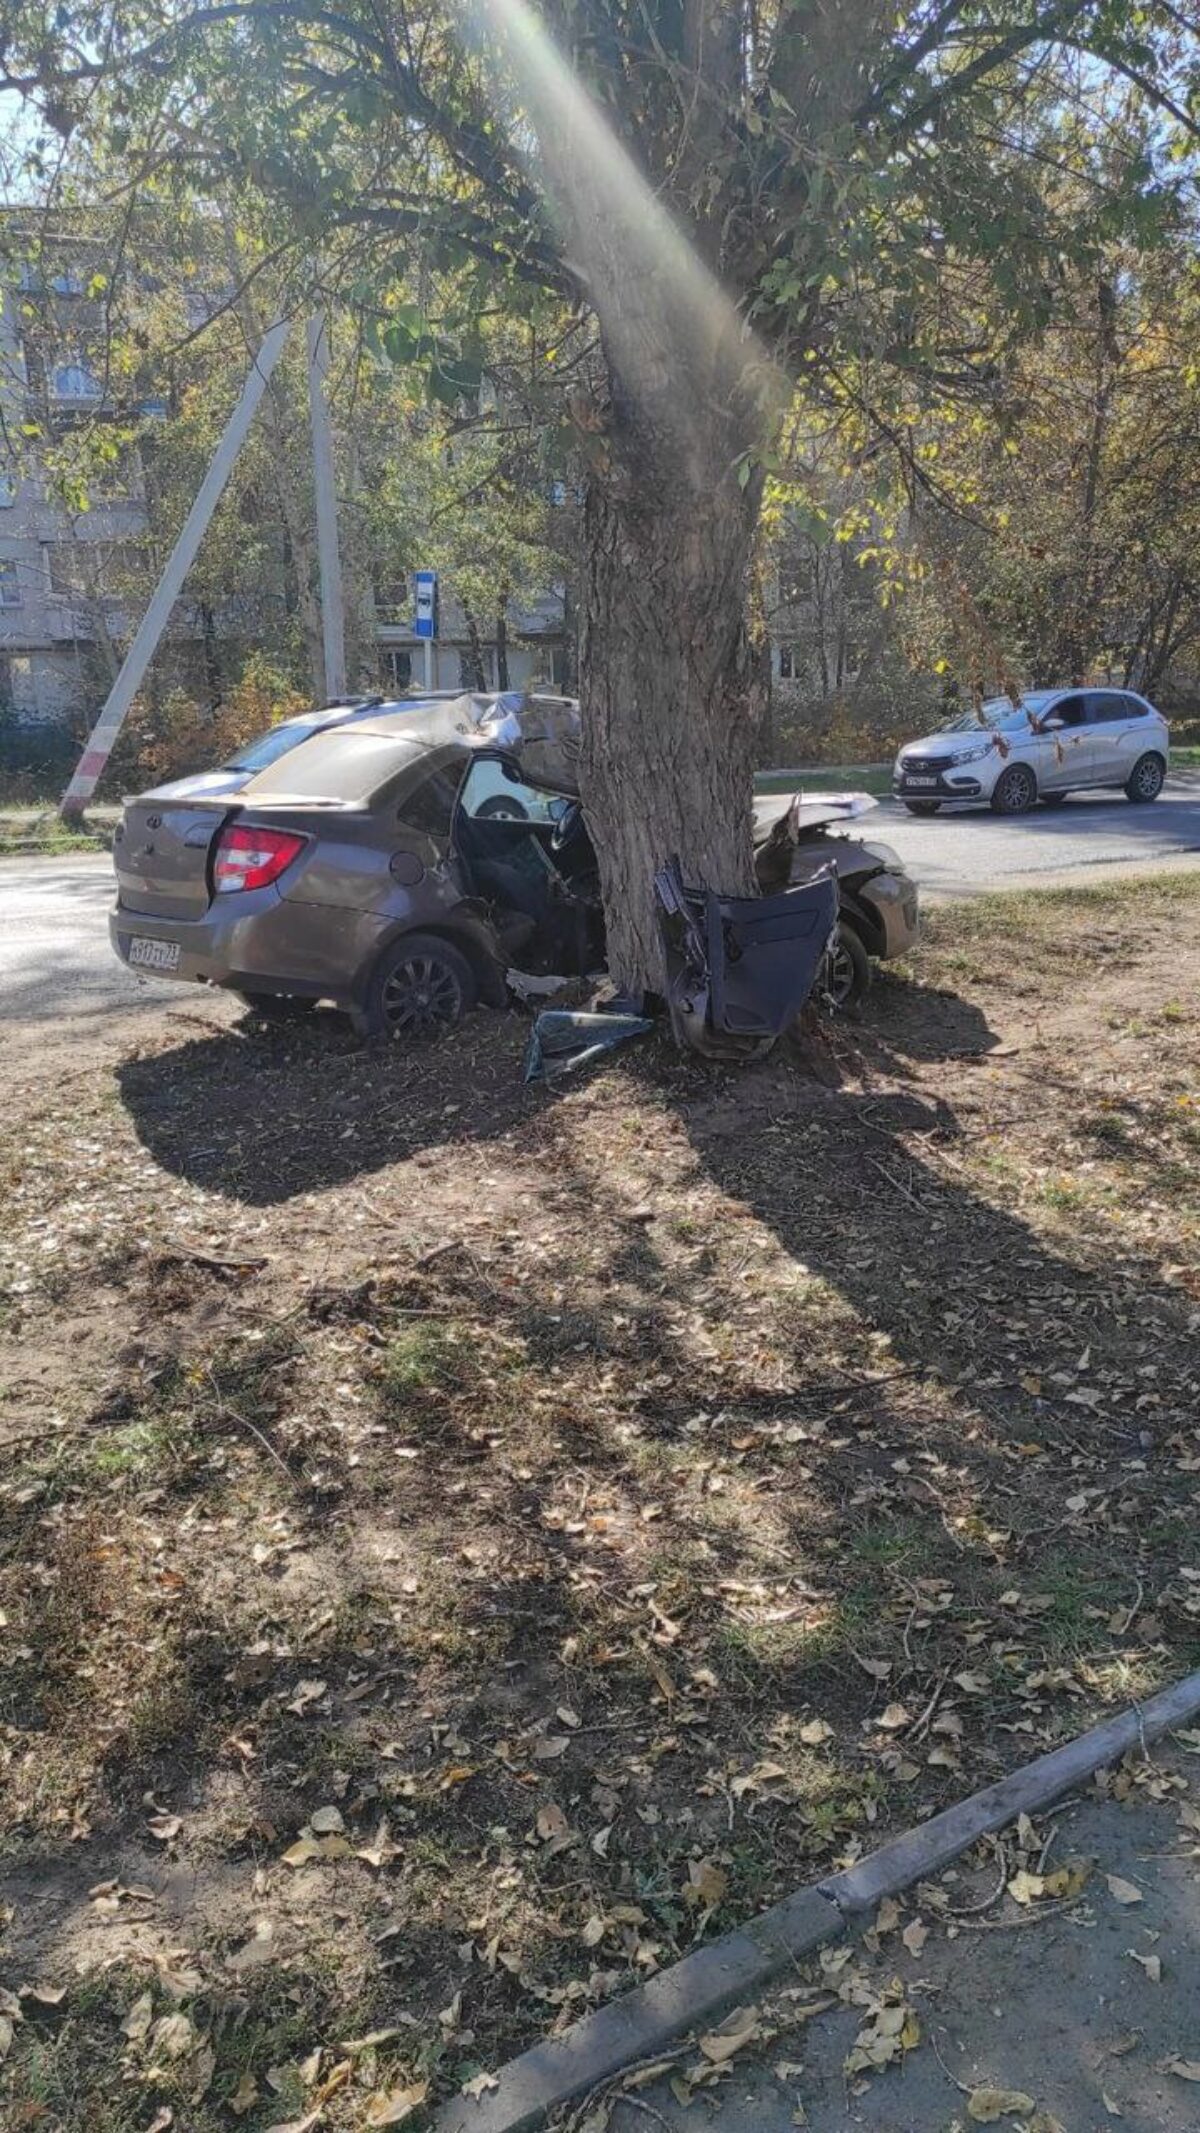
[893,687,1170,815]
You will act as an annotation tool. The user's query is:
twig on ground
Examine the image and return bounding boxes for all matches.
[866,1154,925,1206]
[907,1668,952,1744]
[928,2025,973,2094]
[201,1366,295,1484]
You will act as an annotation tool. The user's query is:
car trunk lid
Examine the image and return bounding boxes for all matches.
[114,799,229,918]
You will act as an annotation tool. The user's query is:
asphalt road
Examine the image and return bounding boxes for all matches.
[2,778,1199,1024]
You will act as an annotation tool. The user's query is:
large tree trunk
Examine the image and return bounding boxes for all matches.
[579,387,764,994]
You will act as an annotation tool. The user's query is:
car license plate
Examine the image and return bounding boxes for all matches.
[906,775,937,788]
[128,936,181,972]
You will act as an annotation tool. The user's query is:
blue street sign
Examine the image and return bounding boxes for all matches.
[413,569,438,639]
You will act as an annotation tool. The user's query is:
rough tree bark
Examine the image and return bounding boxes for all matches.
[578,361,768,990]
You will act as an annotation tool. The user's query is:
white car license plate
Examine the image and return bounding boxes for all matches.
[906,775,937,788]
[128,936,181,972]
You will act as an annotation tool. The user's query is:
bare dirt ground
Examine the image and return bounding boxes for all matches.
[2,874,1199,2130]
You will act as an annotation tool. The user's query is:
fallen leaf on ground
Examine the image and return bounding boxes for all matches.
[460,2072,499,2098]
[229,2071,259,2116]
[150,2012,197,2061]
[282,1837,323,1868]
[698,2005,760,2064]
[1007,1869,1046,1906]
[147,1813,182,1842]
[355,1821,400,1868]
[683,1858,727,1910]
[364,2081,430,2126]
[1043,1859,1092,1900]
[1106,1875,1143,1907]
[967,2087,1036,2123]
[1128,1951,1161,1982]
[121,1991,154,2042]
[845,2001,920,2074]
[1164,2058,1200,2082]
[876,1703,911,1731]
[536,1802,570,1843]
[309,1805,345,1835]
[798,1718,834,1745]
[902,1919,929,1957]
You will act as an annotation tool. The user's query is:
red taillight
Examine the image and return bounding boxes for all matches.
[214,823,307,894]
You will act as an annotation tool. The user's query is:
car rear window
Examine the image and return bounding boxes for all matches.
[227,720,322,772]
[242,729,421,803]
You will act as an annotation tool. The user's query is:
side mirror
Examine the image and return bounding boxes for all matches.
[1040,716,1065,732]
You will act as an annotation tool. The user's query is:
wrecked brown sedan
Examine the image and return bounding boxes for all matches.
[110,692,918,1040]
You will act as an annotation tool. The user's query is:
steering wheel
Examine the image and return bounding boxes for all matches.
[551,798,584,852]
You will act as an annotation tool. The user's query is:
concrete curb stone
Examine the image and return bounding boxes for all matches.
[434,1668,1200,2133]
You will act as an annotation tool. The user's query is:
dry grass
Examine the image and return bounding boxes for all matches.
[2,873,1199,2126]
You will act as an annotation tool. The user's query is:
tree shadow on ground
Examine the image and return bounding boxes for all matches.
[116,1008,539,1204]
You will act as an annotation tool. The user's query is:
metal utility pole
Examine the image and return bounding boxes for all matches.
[306,312,346,703]
[61,320,291,819]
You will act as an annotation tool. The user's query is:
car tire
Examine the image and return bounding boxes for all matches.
[362,932,477,1043]
[822,922,872,1009]
[475,795,530,822]
[1039,792,1069,808]
[903,800,941,815]
[1125,752,1165,803]
[990,763,1038,814]
[235,991,318,1022]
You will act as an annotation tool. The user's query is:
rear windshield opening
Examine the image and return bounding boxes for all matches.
[227,722,319,773]
[241,730,422,804]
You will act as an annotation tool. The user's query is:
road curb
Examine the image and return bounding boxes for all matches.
[435,1668,1200,2133]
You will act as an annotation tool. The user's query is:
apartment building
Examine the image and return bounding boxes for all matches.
[0,237,155,726]
[0,222,568,736]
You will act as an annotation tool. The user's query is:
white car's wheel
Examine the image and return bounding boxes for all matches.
[1125,752,1165,803]
[990,763,1038,814]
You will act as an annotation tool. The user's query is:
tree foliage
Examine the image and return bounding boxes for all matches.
[2,0,1198,974]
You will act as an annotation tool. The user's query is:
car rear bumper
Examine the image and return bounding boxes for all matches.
[109,894,390,1006]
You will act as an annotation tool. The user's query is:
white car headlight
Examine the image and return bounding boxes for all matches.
[947,742,994,766]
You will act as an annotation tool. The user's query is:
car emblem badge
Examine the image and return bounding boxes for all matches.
[145,814,162,829]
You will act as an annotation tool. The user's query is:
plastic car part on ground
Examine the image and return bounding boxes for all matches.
[523,1007,656,1083]
[655,854,839,1059]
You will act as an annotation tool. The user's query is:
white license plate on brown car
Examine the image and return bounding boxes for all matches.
[128,936,181,972]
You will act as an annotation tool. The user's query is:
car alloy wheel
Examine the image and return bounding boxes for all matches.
[991,763,1037,814]
[381,951,466,1037]
[1126,752,1165,802]
[822,923,871,1009]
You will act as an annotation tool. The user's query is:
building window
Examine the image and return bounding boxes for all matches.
[778,642,799,680]
[0,561,21,606]
[49,361,102,402]
[380,647,412,691]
